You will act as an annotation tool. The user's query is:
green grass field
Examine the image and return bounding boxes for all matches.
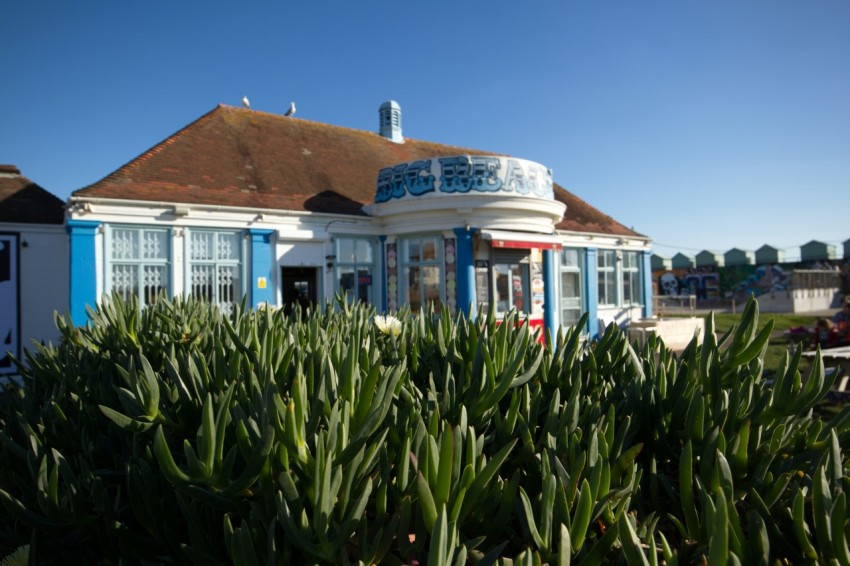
[674,311,819,376]
[668,311,850,417]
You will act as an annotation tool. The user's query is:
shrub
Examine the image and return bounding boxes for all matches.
[0,295,848,564]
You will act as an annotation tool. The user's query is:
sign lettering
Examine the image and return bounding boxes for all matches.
[374,156,553,204]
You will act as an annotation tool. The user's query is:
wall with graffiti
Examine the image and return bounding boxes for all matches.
[657,268,721,299]
[653,261,848,301]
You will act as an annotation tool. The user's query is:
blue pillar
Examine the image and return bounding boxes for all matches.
[585,248,598,338]
[67,219,100,326]
[453,227,476,316]
[641,250,653,318]
[249,229,275,308]
[542,248,557,341]
[379,235,387,313]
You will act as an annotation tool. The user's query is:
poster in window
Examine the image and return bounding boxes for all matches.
[475,260,490,311]
[530,261,544,316]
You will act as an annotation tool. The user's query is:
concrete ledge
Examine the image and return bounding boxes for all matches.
[629,317,705,351]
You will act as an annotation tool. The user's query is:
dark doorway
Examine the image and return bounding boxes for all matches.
[281,267,319,315]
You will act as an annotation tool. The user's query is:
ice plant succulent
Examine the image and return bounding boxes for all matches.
[0,294,848,564]
[373,314,402,337]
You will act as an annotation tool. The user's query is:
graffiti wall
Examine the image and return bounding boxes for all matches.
[656,268,720,299]
[654,261,849,301]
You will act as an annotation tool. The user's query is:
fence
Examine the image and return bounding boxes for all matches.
[654,294,697,317]
[791,269,842,291]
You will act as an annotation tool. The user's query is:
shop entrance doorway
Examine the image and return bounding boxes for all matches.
[281,267,319,315]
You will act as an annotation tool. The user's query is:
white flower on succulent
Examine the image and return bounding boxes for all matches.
[374,315,402,337]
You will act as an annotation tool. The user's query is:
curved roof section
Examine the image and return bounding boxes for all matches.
[75,104,643,237]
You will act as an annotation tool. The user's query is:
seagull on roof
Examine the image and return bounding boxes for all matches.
[285,102,296,117]
[242,96,250,109]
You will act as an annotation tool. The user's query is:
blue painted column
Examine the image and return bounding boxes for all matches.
[453,227,476,317]
[67,219,100,326]
[542,248,557,342]
[585,248,598,338]
[379,235,387,312]
[641,250,653,318]
[249,229,275,308]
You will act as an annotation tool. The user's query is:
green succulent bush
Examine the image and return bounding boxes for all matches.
[1,294,848,564]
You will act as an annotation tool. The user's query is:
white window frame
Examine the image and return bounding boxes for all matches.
[559,247,585,327]
[399,235,444,313]
[334,236,377,305]
[492,249,532,317]
[622,251,642,306]
[105,225,171,306]
[185,228,244,312]
[597,249,618,307]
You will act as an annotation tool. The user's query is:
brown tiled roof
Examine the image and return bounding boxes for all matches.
[0,166,65,224]
[553,189,642,237]
[75,105,642,236]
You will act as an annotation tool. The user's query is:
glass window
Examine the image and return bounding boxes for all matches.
[108,226,170,306]
[622,251,642,305]
[597,250,618,306]
[494,262,529,314]
[560,247,584,327]
[187,229,242,314]
[401,236,443,314]
[335,237,376,304]
[493,250,531,316]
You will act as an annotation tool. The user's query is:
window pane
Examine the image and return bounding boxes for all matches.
[338,266,355,295]
[627,271,641,304]
[511,265,525,312]
[338,239,356,263]
[561,271,580,306]
[562,248,579,267]
[495,264,510,313]
[216,233,239,261]
[218,265,240,306]
[112,229,139,260]
[355,239,373,263]
[190,232,214,261]
[357,268,372,302]
[407,241,420,263]
[142,265,167,305]
[599,270,617,305]
[142,230,167,260]
[422,265,441,312]
[408,266,421,313]
[606,273,617,305]
[112,264,138,302]
[422,239,437,261]
[191,265,215,301]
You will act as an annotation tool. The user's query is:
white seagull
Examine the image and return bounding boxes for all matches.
[285,102,296,117]
[242,96,250,109]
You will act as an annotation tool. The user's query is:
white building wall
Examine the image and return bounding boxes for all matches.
[15,224,68,349]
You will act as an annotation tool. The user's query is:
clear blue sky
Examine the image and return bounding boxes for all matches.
[2,0,848,260]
